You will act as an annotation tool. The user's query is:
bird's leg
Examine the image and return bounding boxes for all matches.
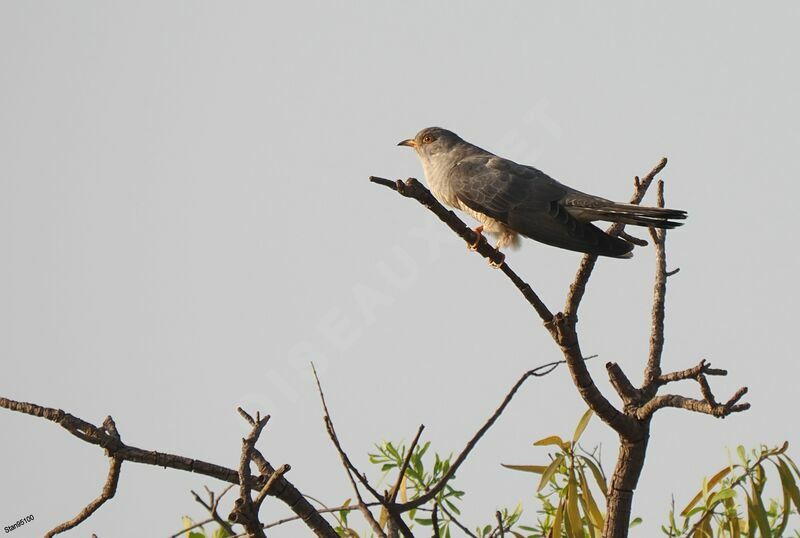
[488,231,513,268]
[489,245,506,268]
[467,225,485,251]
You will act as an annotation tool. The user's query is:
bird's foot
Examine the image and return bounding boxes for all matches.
[467,226,485,251]
[489,248,506,268]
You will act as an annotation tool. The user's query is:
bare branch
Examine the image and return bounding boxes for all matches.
[388,425,425,505]
[642,179,668,390]
[548,314,642,438]
[440,502,478,538]
[228,411,271,537]
[262,502,381,531]
[658,359,728,385]
[255,464,290,508]
[635,389,750,420]
[431,502,441,538]
[619,230,648,247]
[45,455,122,537]
[311,364,388,538]
[606,362,640,406]
[191,485,235,536]
[564,158,668,318]
[370,176,554,322]
[0,397,338,538]
[398,360,571,511]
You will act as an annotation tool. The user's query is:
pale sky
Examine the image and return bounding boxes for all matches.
[2,2,799,536]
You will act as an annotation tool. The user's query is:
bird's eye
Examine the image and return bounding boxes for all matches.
[422,135,434,144]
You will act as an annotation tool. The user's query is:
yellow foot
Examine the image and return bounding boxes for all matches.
[467,226,485,251]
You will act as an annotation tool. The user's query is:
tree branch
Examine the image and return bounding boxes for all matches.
[387,425,425,505]
[311,364,389,538]
[642,180,668,390]
[398,360,571,511]
[191,485,236,537]
[369,176,554,323]
[0,397,338,538]
[635,388,750,420]
[564,158,668,319]
[45,436,122,536]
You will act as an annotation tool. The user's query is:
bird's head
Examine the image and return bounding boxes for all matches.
[397,127,464,161]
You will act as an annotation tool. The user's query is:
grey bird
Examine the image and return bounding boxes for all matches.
[398,127,686,259]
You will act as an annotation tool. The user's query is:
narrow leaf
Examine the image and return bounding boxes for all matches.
[534,435,567,448]
[777,457,800,513]
[578,467,604,530]
[501,463,548,474]
[572,408,593,444]
[746,492,772,538]
[579,455,608,496]
[566,469,582,535]
[551,499,564,538]
[537,454,565,492]
[681,466,732,516]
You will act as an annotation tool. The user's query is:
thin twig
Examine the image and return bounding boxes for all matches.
[440,502,478,538]
[495,510,506,538]
[190,485,235,536]
[169,516,216,538]
[311,364,388,538]
[388,425,425,505]
[262,502,382,530]
[45,455,122,537]
[254,464,290,508]
[398,360,568,511]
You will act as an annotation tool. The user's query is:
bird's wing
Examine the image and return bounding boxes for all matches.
[447,155,633,257]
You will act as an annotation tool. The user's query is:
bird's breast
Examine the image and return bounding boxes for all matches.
[422,156,461,208]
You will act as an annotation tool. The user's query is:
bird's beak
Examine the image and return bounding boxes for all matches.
[397,138,416,148]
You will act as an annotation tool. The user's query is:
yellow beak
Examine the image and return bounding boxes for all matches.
[397,139,416,148]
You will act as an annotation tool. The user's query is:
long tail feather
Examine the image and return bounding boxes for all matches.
[577,203,687,229]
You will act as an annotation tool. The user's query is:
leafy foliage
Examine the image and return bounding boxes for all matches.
[503,409,636,537]
[662,443,800,537]
[176,413,799,538]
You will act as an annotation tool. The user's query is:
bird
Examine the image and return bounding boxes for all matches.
[398,127,686,259]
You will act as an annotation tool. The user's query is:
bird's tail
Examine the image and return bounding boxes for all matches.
[580,203,687,229]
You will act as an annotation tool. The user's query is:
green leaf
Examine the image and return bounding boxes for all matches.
[551,499,564,538]
[737,445,748,466]
[629,517,642,528]
[534,435,567,448]
[777,458,800,516]
[746,492,772,538]
[708,488,737,505]
[537,453,565,492]
[415,518,433,526]
[565,468,582,535]
[578,467,604,531]
[500,463,548,474]
[578,455,607,496]
[572,408,593,444]
[681,466,732,516]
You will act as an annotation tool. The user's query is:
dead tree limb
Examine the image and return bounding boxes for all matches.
[0,397,338,537]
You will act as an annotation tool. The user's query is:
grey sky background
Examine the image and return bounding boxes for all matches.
[2,2,799,536]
